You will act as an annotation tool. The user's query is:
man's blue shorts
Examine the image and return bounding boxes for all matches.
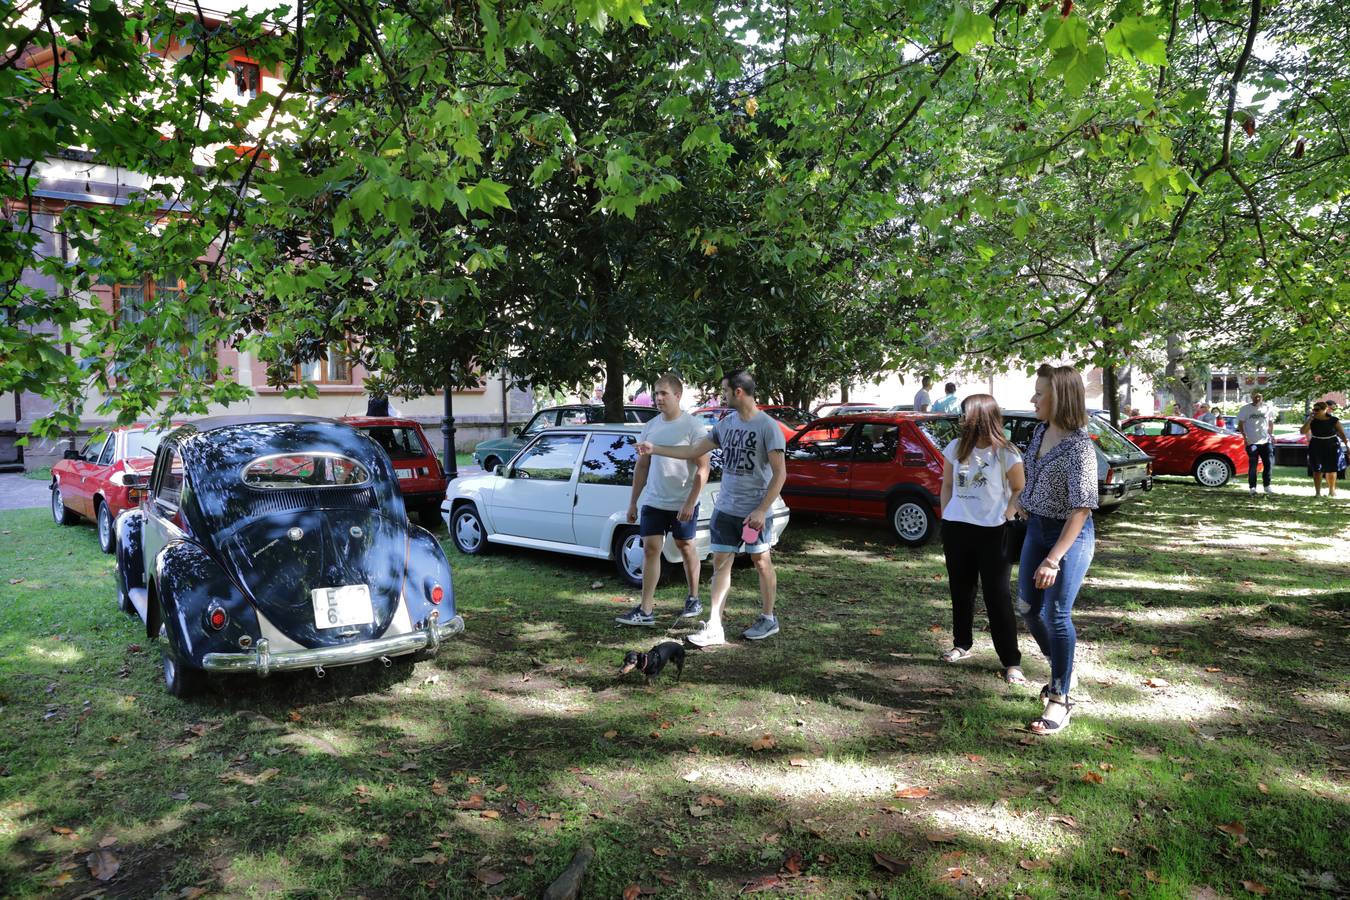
[709,508,772,555]
[639,504,698,541]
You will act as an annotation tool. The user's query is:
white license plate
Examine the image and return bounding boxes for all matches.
[396,468,414,478]
[311,585,374,629]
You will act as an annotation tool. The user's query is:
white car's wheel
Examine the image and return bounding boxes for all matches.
[1193,456,1233,487]
[451,505,489,555]
[613,528,650,588]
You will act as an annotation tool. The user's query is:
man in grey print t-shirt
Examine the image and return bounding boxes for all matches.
[1236,391,1277,495]
[638,369,786,647]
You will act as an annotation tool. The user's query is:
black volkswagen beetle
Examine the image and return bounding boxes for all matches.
[115,415,463,697]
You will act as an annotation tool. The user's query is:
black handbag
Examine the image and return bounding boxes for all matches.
[1002,517,1027,565]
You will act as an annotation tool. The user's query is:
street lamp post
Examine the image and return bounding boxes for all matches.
[441,382,458,480]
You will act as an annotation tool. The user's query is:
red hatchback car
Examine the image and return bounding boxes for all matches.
[1120,415,1249,487]
[784,412,945,545]
[340,416,448,525]
[51,425,175,553]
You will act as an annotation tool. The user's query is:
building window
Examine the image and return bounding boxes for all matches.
[108,273,214,378]
[298,347,352,385]
[231,60,260,100]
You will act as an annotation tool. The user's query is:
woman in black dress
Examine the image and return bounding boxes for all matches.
[1301,402,1349,497]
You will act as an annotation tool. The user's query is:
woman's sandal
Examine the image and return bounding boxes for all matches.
[941,647,974,663]
[1029,697,1074,735]
[1004,666,1027,685]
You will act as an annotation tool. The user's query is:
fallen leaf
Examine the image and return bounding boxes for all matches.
[623,886,641,900]
[1049,814,1078,829]
[430,780,448,796]
[287,709,303,722]
[1019,858,1051,871]
[1216,821,1246,837]
[789,758,809,767]
[966,754,985,763]
[688,804,711,818]
[86,849,119,881]
[603,730,618,739]
[682,770,702,782]
[480,810,501,820]
[1240,882,1270,896]
[454,794,485,810]
[1257,782,1269,794]
[749,734,776,751]
[782,850,804,874]
[928,623,943,632]
[939,866,970,881]
[1182,772,1195,782]
[514,799,538,817]
[1144,677,1170,688]
[872,851,911,874]
[590,580,604,589]
[695,794,726,807]
[868,628,883,636]
[52,826,75,835]
[651,846,670,857]
[1110,847,1130,857]
[473,869,505,886]
[98,836,118,848]
[926,831,958,844]
[741,875,781,893]
[1081,771,1105,784]
[894,786,931,799]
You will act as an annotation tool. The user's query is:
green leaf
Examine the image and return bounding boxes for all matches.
[947,5,994,55]
[465,178,512,212]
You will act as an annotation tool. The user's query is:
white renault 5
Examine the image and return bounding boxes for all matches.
[442,424,790,586]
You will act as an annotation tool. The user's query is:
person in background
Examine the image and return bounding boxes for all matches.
[1237,392,1277,495]
[938,394,1025,683]
[932,382,961,414]
[1013,363,1098,735]
[1301,401,1349,498]
[1198,403,1217,425]
[1328,401,1349,477]
[914,376,935,412]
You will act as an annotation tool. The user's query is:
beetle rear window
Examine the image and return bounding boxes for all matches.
[242,453,371,488]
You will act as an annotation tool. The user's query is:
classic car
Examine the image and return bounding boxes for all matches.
[114,415,462,697]
[690,405,810,440]
[340,416,448,526]
[1121,415,1249,486]
[1272,432,1309,468]
[811,402,886,418]
[784,412,944,545]
[51,424,178,553]
[443,424,790,587]
[471,404,659,474]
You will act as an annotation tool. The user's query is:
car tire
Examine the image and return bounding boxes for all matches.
[96,501,116,554]
[889,497,935,546]
[613,527,649,588]
[450,504,489,555]
[160,636,205,699]
[1193,455,1234,487]
[481,456,501,474]
[51,482,77,526]
[1094,503,1120,516]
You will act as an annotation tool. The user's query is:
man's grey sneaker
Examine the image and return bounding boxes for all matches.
[1249,487,1258,496]
[742,614,780,641]
[1263,485,1273,494]
[680,595,703,618]
[686,621,726,647]
[615,606,655,627]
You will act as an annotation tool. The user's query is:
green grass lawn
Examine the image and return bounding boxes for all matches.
[1,468,1346,898]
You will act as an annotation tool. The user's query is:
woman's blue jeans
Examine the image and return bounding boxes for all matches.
[1017,513,1095,697]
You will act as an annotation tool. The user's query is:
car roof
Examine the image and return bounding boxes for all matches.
[542,423,645,432]
[182,414,336,432]
[339,416,424,428]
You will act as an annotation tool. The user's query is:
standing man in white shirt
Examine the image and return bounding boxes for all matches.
[616,374,711,626]
[1237,391,1277,495]
[914,376,935,412]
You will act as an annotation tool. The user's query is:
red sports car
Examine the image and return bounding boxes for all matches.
[340,416,448,526]
[690,405,809,440]
[51,425,175,553]
[783,411,944,545]
[1120,415,1249,486]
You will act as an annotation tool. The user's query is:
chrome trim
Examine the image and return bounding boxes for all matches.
[239,451,374,491]
[202,615,464,676]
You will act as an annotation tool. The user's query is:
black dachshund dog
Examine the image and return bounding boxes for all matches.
[619,641,685,684]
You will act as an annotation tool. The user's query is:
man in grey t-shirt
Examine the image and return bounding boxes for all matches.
[638,369,786,646]
[1237,391,1277,494]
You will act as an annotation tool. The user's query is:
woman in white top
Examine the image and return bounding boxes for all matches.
[938,394,1026,683]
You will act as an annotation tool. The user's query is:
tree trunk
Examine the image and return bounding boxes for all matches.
[1164,333,1195,415]
[840,382,849,402]
[602,343,625,423]
[1103,365,1120,427]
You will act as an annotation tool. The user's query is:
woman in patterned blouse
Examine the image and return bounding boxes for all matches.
[1013,363,1099,735]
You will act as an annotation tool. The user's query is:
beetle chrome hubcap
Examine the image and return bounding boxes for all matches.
[99,507,111,545]
[895,503,926,539]
[51,488,62,520]
[455,513,481,550]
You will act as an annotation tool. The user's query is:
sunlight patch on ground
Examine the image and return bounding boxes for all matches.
[21,642,83,665]
[1232,623,1324,642]
[1087,573,1202,593]
[1071,661,1239,723]
[681,756,907,800]
[927,802,1083,851]
[1290,687,1350,718]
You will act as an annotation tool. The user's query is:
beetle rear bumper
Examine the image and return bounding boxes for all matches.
[201,612,465,677]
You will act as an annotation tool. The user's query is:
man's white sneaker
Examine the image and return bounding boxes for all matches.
[686,621,725,647]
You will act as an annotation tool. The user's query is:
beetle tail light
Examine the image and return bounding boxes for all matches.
[430,584,444,604]
[207,604,227,630]
[1104,468,1116,485]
